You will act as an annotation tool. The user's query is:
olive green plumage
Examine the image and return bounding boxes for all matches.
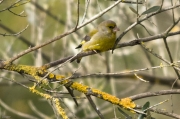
[76,20,119,63]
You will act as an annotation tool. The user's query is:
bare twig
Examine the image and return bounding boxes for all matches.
[140,42,180,71]
[136,105,180,119]
[0,23,50,62]
[170,78,179,113]
[28,101,51,119]
[8,9,26,17]
[62,64,174,80]
[149,108,180,119]
[136,0,139,20]
[171,0,175,23]
[130,89,180,101]
[7,0,122,63]
[110,0,143,4]
[139,23,153,36]
[74,0,80,30]
[159,0,164,10]
[143,99,169,112]
[162,18,180,79]
[0,99,38,119]
[81,0,90,23]
[0,24,29,36]
[134,73,149,82]
[0,0,30,12]
[43,30,180,68]
[86,95,105,119]
[113,3,180,52]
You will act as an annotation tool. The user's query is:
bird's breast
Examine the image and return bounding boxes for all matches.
[82,32,116,51]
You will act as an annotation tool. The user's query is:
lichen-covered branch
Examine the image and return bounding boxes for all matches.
[0,61,136,118]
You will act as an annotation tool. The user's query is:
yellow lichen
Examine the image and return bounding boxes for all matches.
[119,98,136,109]
[29,84,68,118]
[160,63,164,68]
[55,74,65,80]
[38,69,44,75]
[54,98,68,119]
[29,85,36,93]
[4,62,136,115]
[48,73,55,79]
[71,82,89,93]
[70,81,136,111]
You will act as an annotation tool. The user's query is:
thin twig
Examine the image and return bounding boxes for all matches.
[162,17,180,80]
[0,99,38,119]
[28,101,51,119]
[85,95,105,119]
[110,0,143,4]
[43,30,180,68]
[130,89,180,101]
[159,0,164,10]
[113,3,180,51]
[81,0,90,23]
[0,24,29,36]
[171,0,175,23]
[135,104,180,119]
[143,99,169,112]
[67,64,173,79]
[163,37,180,79]
[0,0,23,12]
[136,0,139,20]
[170,78,179,113]
[7,0,122,63]
[139,23,152,36]
[8,9,26,17]
[74,0,80,30]
[140,42,180,71]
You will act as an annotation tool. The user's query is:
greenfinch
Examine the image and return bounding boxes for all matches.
[76,20,119,63]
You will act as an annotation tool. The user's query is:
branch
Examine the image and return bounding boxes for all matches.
[130,89,180,101]
[0,24,29,36]
[85,95,105,119]
[0,99,38,119]
[1,63,136,111]
[0,0,30,12]
[162,17,180,79]
[0,23,50,62]
[7,0,122,63]
[42,30,180,68]
[110,0,143,4]
[130,89,180,118]
[136,105,180,119]
[113,3,180,51]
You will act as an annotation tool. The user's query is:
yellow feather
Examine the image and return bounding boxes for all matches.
[75,20,119,63]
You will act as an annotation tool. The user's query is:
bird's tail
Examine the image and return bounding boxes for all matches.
[76,57,82,63]
[70,51,83,63]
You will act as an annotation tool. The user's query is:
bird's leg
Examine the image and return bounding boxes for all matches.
[93,50,102,56]
[93,50,98,54]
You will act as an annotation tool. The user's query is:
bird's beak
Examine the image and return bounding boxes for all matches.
[113,27,120,32]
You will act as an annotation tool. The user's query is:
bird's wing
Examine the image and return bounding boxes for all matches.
[75,35,91,49]
[82,31,116,51]
[75,29,98,49]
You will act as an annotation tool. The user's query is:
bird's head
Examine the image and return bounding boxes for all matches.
[98,20,120,34]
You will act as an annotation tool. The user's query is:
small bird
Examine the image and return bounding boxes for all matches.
[75,20,119,63]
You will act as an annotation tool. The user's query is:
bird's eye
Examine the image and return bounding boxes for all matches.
[109,26,114,29]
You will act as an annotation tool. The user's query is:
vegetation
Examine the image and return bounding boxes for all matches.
[0,0,180,119]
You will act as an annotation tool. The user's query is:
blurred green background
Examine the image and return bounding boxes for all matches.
[0,0,180,119]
